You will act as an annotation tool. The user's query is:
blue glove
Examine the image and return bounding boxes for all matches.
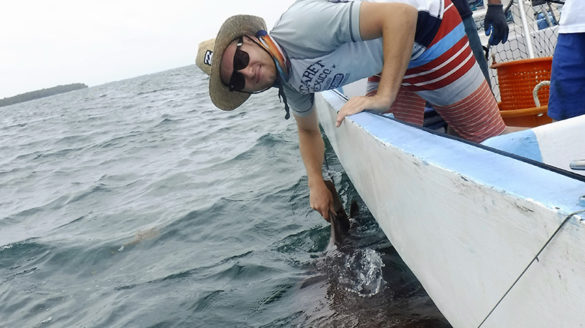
[484,4,509,45]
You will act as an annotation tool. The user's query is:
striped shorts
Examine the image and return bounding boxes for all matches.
[366,0,505,143]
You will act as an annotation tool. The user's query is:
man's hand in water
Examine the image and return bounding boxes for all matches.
[309,179,336,221]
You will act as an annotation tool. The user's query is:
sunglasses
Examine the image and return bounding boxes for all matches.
[228,37,250,92]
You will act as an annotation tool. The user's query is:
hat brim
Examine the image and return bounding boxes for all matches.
[209,15,266,111]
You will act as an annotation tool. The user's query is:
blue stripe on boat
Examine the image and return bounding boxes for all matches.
[481,130,543,163]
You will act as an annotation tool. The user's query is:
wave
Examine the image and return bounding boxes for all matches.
[113,250,255,291]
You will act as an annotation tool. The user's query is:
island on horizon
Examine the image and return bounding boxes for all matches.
[0,83,88,107]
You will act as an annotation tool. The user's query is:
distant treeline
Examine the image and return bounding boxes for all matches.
[0,83,88,107]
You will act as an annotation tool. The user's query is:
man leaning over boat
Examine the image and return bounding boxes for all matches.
[195,0,519,222]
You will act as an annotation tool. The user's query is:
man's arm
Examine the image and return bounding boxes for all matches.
[294,109,335,221]
[335,2,418,127]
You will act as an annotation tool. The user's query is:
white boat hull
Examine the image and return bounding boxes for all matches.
[315,89,585,327]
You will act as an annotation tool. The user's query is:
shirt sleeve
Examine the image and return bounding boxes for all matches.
[281,83,315,117]
[270,0,362,58]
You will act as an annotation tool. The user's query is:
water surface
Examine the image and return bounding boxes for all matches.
[0,66,449,327]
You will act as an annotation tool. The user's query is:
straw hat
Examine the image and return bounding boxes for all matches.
[196,15,267,110]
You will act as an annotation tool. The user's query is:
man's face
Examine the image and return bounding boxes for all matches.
[220,36,277,93]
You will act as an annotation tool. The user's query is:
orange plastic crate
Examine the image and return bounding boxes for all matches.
[497,103,552,127]
[492,57,552,111]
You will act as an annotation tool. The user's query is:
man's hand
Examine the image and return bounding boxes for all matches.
[309,179,335,221]
[336,94,392,127]
[484,2,509,45]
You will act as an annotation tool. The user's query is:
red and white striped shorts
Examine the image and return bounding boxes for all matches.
[366,0,505,143]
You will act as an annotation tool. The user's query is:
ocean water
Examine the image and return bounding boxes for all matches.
[0,66,450,328]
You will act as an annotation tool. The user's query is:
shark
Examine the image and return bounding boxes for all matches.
[324,180,357,250]
[299,180,360,290]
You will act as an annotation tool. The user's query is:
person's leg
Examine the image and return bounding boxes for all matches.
[433,80,506,142]
[388,88,426,126]
[548,33,585,121]
[367,75,426,125]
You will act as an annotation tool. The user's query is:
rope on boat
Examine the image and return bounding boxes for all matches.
[477,209,585,327]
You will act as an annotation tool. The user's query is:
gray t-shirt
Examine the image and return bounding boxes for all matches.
[270,0,442,116]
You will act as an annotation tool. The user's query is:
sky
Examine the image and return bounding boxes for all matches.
[0,0,295,99]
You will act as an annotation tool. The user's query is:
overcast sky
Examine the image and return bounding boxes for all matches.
[0,0,294,98]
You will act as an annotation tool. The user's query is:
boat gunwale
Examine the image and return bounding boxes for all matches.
[327,88,585,184]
